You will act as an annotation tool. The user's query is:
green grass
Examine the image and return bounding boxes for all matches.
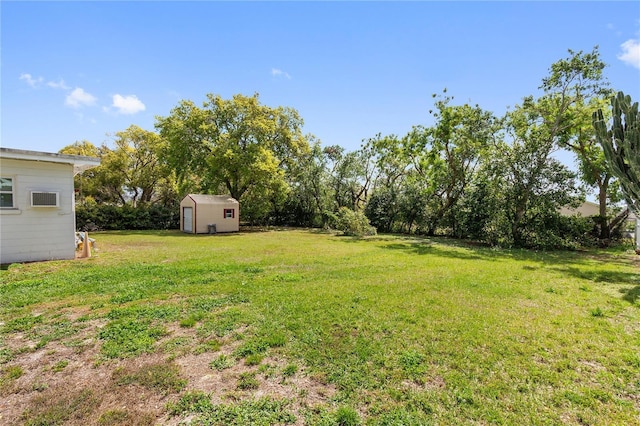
[1,229,639,424]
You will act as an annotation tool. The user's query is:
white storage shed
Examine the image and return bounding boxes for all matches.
[180,194,240,234]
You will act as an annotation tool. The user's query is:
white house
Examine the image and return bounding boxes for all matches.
[180,194,240,234]
[0,147,100,264]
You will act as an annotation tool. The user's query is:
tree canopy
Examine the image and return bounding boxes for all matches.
[64,48,636,249]
[156,93,308,205]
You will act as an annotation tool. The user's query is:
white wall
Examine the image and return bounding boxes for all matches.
[1,158,76,264]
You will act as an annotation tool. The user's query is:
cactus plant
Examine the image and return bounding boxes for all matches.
[593,91,640,251]
[593,91,640,213]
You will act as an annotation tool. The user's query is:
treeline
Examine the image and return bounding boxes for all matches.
[65,48,637,249]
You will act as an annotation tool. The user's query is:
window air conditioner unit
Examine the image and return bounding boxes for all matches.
[31,191,60,207]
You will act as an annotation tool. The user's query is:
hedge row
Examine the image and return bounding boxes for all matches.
[76,204,180,231]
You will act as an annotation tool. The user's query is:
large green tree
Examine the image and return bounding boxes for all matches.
[486,114,580,247]
[412,94,500,235]
[59,140,103,204]
[325,145,376,212]
[60,127,177,207]
[363,133,409,232]
[155,93,308,220]
[282,137,333,227]
[540,47,619,239]
[108,125,172,206]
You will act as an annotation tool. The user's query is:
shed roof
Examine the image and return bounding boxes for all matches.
[185,194,239,204]
[0,147,101,175]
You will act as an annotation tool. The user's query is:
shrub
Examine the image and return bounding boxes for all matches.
[330,207,377,237]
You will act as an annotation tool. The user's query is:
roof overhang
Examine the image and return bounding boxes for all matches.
[0,147,101,175]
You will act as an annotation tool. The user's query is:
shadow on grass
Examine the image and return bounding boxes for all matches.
[621,286,640,304]
[339,233,640,299]
[549,266,640,286]
[373,235,586,264]
[381,242,488,261]
[364,233,635,267]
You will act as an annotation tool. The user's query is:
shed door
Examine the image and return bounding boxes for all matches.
[183,207,193,233]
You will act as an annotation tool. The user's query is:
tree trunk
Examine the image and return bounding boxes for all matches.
[512,205,525,246]
[597,180,610,240]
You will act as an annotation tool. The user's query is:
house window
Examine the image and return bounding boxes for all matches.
[0,177,14,208]
[224,208,235,219]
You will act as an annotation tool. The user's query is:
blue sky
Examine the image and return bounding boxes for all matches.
[2,1,639,156]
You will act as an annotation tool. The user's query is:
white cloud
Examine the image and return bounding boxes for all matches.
[111,94,146,115]
[65,87,97,108]
[19,73,44,88]
[47,79,70,90]
[618,39,640,69]
[271,68,291,79]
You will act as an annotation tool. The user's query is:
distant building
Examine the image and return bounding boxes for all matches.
[561,200,639,249]
[0,148,100,264]
[559,200,600,217]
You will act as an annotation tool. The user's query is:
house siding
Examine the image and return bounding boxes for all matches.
[1,158,76,264]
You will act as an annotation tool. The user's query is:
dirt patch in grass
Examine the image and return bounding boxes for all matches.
[1,307,336,425]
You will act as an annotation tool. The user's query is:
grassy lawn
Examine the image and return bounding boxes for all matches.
[1,229,639,425]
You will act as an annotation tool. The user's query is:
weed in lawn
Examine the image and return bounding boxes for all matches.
[282,363,298,377]
[110,291,145,305]
[591,307,604,317]
[97,409,127,425]
[258,362,278,379]
[196,397,296,425]
[107,303,181,322]
[335,405,361,426]
[2,314,43,333]
[235,332,287,359]
[263,331,287,348]
[0,365,23,395]
[98,319,167,358]
[160,336,194,356]
[399,350,427,381]
[30,319,83,349]
[369,408,431,426]
[179,315,198,328]
[0,346,13,364]
[245,353,264,366]
[51,359,69,372]
[302,406,335,425]
[31,381,48,392]
[112,361,186,394]
[189,294,245,312]
[21,388,99,425]
[167,391,213,416]
[234,339,268,358]
[210,354,235,371]
[198,307,247,338]
[237,372,260,390]
[194,338,221,354]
